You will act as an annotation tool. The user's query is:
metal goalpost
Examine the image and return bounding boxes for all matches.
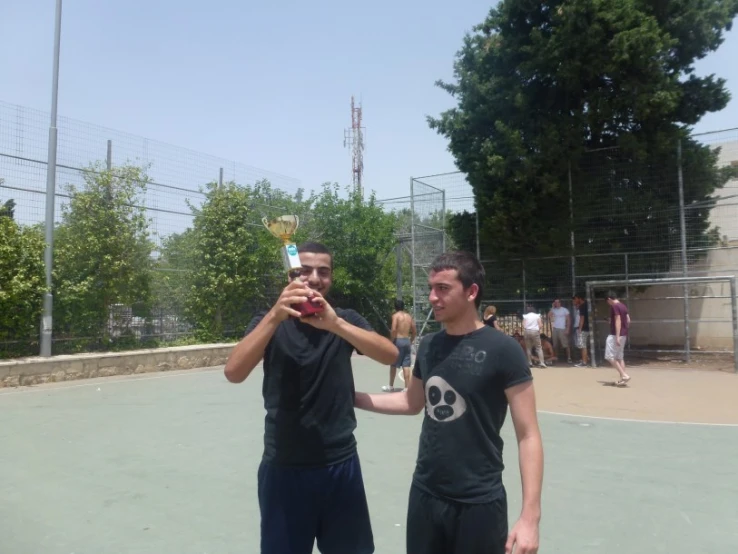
[585,275,738,373]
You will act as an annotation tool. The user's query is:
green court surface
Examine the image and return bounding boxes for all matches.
[1,358,737,553]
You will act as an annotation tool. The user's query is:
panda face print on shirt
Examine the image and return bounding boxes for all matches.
[425,375,468,422]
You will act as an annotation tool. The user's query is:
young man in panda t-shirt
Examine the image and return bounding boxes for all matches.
[354,251,543,554]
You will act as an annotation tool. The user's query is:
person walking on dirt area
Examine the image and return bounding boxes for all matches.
[572,294,590,367]
[548,299,572,364]
[605,291,631,386]
[383,299,417,392]
[522,306,547,368]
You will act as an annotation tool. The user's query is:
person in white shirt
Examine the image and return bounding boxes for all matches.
[522,306,546,368]
[547,299,571,364]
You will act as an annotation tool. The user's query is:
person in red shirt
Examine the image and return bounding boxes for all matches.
[605,291,631,385]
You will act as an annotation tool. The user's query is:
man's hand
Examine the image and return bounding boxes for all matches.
[299,293,339,331]
[505,517,539,554]
[271,280,313,322]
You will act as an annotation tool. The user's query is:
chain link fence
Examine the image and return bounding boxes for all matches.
[0,101,302,357]
[397,129,738,365]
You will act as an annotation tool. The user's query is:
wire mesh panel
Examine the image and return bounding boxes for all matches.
[0,101,302,357]
[410,177,445,336]
[402,127,738,358]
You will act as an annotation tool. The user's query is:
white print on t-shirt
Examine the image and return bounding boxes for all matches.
[425,376,467,423]
[523,312,540,331]
[550,306,569,329]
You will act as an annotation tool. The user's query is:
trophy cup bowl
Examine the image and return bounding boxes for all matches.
[262,214,324,317]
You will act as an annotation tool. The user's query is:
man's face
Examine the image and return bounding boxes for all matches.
[553,299,561,308]
[606,297,614,306]
[428,268,477,323]
[289,252,333,295]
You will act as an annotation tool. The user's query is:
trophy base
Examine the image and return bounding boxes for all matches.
[293,299,324,317]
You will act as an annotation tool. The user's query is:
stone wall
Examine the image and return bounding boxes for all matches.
[0,343,236,388]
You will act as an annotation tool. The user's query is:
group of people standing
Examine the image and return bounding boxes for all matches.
[481,293,630,386]
[225,245,542,554]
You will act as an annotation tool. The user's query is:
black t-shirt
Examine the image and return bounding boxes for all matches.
[412,325,533,504]
[484,315,497,327]
[579,304,589,332]
[244,308,373,467]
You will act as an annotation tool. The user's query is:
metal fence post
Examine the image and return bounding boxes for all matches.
[730,275,738,373]
[441,189,446,253]
[522,260,527,315]
[586,283,596,367]
[396,240,402,300]
[41,0,63,358]
[569,161,576,297]
[677,138,691,363]
[624,253,630,350]
[410,177,417,327]
[106,139,112,171]
[475,209,481,262]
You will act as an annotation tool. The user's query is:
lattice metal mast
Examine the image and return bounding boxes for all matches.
[343,96,365,197]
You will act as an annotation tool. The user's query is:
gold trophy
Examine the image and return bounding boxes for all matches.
[262,215,324,316]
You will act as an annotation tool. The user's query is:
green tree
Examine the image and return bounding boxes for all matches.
[0,218,45,357]
[53,163,154,347]
[153,228,198,318]
[182,179,304,339]
[1,200,15,220]
[307,184,398,333]
[429,0,738,296]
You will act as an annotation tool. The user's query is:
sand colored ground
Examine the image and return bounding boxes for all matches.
[531,363,738,424]
[2,360,738,553]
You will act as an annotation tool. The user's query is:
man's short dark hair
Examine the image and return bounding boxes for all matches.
[606,290,618,300]
[298,241,333,267]
[429,250,485,308]
[395,299,405,311]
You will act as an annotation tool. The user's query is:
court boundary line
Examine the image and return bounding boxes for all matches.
[0,366,224,397]
[2,369,737,427]
[539,409,738,427]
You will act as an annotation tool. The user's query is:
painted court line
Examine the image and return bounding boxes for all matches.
[3,369,738,427]
[539,409,738,427]
[0,366,224,397]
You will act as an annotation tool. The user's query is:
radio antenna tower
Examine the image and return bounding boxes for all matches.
[343,96,365,198]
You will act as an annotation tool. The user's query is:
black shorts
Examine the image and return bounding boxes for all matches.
[393,337,412,367]
[406,484,508,554]
[258,453,374,554]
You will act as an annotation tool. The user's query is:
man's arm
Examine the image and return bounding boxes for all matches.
[578,308,584,333]
[302,295,398,365]
[224,311,280,383]
[390,313,398,342]
[333,317,398,365]
[566,312,571,333]
[614,312,622,341]
[355,374,425,415]
[410,316,417,343]
[505,380,543,553]
[224,280,312,383]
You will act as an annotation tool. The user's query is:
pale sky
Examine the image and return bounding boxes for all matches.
[1,0,737,201]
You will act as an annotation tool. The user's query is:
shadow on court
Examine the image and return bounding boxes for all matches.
[1,359,737,553]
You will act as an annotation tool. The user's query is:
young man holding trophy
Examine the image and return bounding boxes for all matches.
[224,215,398,554]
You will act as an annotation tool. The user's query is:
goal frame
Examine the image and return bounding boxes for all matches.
[585,275,738,373]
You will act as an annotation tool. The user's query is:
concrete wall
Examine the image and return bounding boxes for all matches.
[0,343,235,388]
[590,248,738,350]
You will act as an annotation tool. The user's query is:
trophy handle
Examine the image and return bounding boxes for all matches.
[293,215,299,233]
[261,217,270,228]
